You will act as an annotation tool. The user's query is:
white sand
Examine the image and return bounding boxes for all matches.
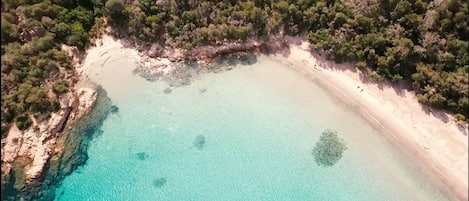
[77,34,132,77]
[79,34,468,200]
[273,39,468,201]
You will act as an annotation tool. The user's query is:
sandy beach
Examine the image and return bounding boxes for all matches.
[273,39,468,201]
[76,34,133,77]
[79,34,467,201]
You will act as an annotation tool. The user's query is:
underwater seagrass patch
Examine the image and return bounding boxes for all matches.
[136,152,148,161]
[194,135,206,150]
[312,129,347,166]
[110,105,119,114]
[153,177,167,188]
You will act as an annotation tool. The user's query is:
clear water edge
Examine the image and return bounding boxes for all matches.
[54,51,451,201]
[272,56,460,201]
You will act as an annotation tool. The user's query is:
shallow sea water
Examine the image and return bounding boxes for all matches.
[54,49,449,201]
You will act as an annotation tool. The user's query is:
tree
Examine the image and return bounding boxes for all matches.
[1,18,20,43]
[104,0,126,23]
[67,22,88,49]
[52,80,69,94]
[15,115,32,130]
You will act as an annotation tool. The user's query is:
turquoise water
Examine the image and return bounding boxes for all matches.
[55,50,449,201]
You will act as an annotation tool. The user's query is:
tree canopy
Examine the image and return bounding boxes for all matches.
[1,0,103,135]
[2,0,467,137]
[110,0,468,120]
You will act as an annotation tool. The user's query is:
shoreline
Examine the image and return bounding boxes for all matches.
[272,39,468,201]
[82,34,468,200]
[19,33,465,200]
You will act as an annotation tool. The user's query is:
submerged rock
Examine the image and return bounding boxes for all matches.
[312,129,347,167]
[163,88,172,94]
[193,135,206,150]
[110,105,119,114]
[93,129,104,138]
[0,86,108,201]
[135,50,260,88]
[153,177,167,188]
[136,152,147,161]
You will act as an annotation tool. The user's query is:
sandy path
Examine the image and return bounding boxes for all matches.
[273,40,468,201]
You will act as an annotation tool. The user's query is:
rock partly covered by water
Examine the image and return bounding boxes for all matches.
[135,51,258,87]
[133,36,285,87]
[69,88,98,121]
[1,87,97,200]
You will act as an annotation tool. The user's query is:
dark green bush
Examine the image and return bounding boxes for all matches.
[52,80,69,94]
[15,115,32,130]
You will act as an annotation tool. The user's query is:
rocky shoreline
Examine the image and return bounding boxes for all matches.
[1,84,114,201]
[0,33,290,201]
[1,86,96,200]
[130,34,290,86]
[1,31,467,201]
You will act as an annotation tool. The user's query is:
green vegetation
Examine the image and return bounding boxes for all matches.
[312,129,347,166]
[1,0,103,137]
[306,0,468,118]
[52,80,69,94]
[104,0,127,23]
[113,0,467,119]
[15,115,31,130]
[114,0,316,48]
[1,0,467,138]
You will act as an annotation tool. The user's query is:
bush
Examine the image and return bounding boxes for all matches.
[312,129,347,166]
[105,0,126,22]
[52,80,69,94]
[16,115,32,130]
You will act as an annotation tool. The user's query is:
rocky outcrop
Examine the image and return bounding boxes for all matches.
[1,87,97,201]
[135,34,287,64]
[20,25,47,42]
[69,88,98,122]
[133,36,289,86]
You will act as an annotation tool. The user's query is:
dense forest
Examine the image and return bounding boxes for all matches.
[113,0,468,121]
[1,0,467,138]
[307,0,468,121]
[1,0,104,136]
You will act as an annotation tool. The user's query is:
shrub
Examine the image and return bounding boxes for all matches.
[52,80,69,94]
[16,115,32,130]
[105,0,126,22]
